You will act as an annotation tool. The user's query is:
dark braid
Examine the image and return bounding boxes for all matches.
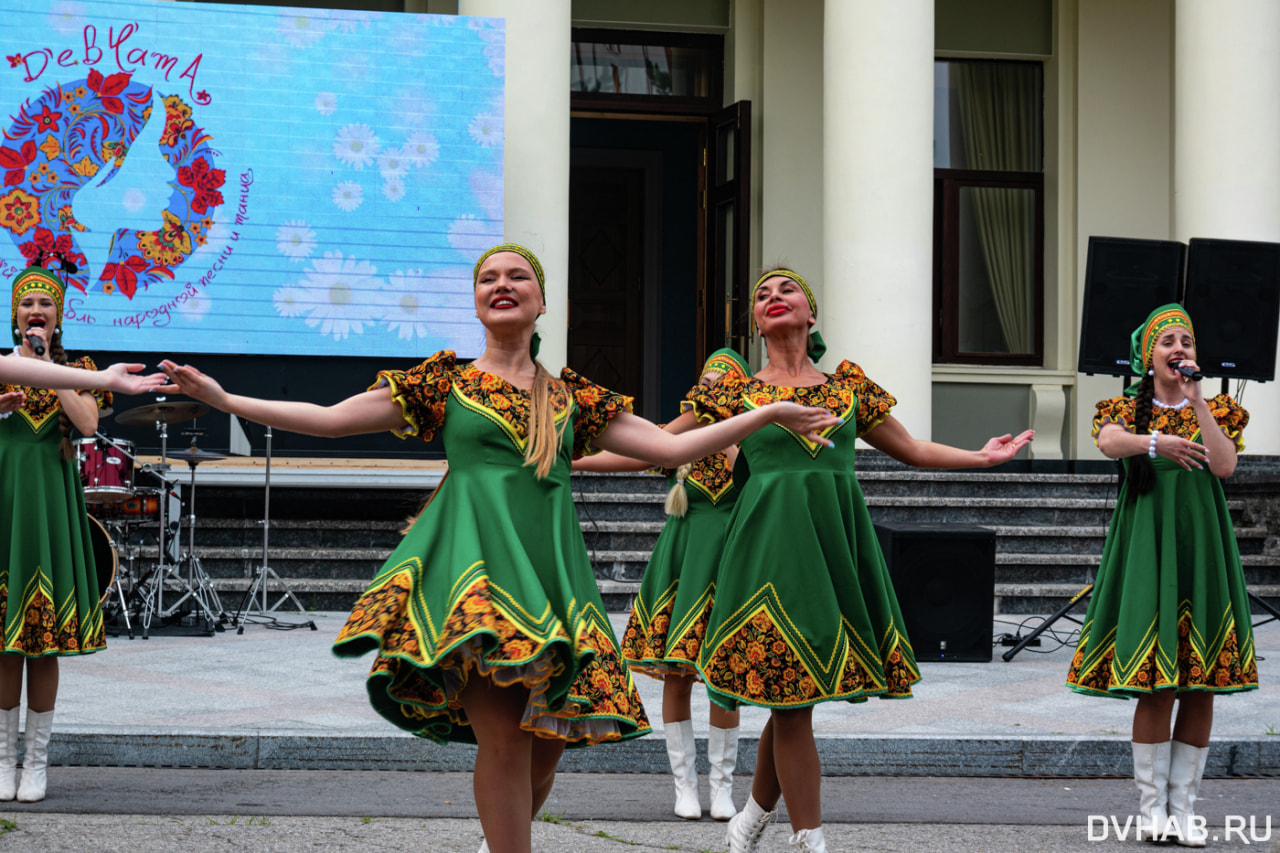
[1127,371,1156,496]
[49,331,77,462]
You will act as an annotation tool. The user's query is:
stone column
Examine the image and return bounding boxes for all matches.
[822,0,935,439]
[458,0,571,372]
[1175,0,1280,454]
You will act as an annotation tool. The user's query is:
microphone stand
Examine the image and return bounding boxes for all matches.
[233,425,316,632]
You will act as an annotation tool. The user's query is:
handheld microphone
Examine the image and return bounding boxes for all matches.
[26,334,45,358]
[1176,364,1203,382]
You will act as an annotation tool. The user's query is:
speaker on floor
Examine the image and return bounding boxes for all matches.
[1078,236,1186,376]
[874,522,996,663]
[1183,238,1280,382]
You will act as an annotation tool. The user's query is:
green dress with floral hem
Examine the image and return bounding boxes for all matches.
[681,360,920,711]
[332,351,651,746]
[1066,394,1258,698]
[0,355,110,657]
[620,451,738,680]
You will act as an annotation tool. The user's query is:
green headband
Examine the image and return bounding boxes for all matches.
[1125,303,1195,397]
[751,269,826,363]
[753,269,817,320]
[473,243,546,299]
[12,265,65,346]
[701,347,752,382]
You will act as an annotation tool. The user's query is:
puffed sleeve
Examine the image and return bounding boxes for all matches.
[71,356,112,411]
[368,350,455,442]
[1207,393,1249,453]
[835,361,896,438]
[1092,396,1134,446]
[561,367,634,458]
[679,372,747,424]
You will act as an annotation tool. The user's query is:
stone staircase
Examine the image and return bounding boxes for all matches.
[104,457,1280,617]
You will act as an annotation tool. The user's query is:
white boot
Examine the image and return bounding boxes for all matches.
[477,840,488,853]
[664,720,702,819]
[0,707,18,801]
[1167,740,1210,847]
[708,725,739,821]
[789,826,828,852]
[1132,741,1171,841]
[726,794,775,853]
[16,708,54,803]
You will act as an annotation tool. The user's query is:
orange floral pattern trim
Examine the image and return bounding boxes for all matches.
[1068,609,1258,696]
[2,355,111,432]
[682,359,895,438]
[703,608,917,708]
[0,579,104,656]
[685,451,734,505]
[621,589,711,679]
[1092,393,1248,453]
[372,352,633,458]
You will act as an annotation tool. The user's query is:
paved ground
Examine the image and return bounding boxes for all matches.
[2,610,1276,851]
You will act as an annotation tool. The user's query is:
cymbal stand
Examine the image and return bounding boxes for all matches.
[233,425,316,632]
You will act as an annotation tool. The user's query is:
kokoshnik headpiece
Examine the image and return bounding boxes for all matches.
[701,347,752,382]
[473,243,547,358]
[11,264,65,346]
[1125,303,1195,397]
[751,269,827,363]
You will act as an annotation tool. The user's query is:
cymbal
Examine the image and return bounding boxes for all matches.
[169,446,226,464]
[115,401,210,427]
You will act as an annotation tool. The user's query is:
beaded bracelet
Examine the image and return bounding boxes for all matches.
[1148,430,1159,458]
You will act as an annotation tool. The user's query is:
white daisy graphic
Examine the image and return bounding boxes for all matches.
[382,178,406,202]
[332,181,364,212]
[402,133,440,169]
[279,9,327,48]
[468,113,503,148]
[296,251,381,340]
[447,214,500,259]
[484,41,505,77]
[379,269,432,340]
[176,291,212,321]
[314,92,337,116]
[333,124,380,170]
[276,221,317,261]
[377,150,409,180]
[273,285,308,318]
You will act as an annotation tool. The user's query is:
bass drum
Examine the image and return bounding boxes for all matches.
[86,514,118,604]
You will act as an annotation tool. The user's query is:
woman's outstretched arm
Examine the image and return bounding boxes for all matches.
[593,404,835,469]
[861,415,1033,469]
[0,358,163,395]
[159,360,406,438]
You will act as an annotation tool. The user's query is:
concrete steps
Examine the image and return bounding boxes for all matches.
[104,456,1280,616]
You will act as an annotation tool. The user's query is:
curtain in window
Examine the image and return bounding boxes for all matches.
[953,64,1040,354]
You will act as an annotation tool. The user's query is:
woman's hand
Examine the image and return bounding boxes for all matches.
[1178,358,1205,404]
[982,429,1035,465]
[103,363,166,395]
[0,390,25,413]
[1154,433,1208,470]
[158,360,230,410]
[767,401,839,448]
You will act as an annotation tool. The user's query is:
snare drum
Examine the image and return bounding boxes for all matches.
[86,514,118,604]
[76,437,135,503]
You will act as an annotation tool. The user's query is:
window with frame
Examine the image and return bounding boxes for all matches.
[933,60,1044,365]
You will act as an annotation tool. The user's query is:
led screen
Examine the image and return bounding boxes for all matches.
[1,0,502,357]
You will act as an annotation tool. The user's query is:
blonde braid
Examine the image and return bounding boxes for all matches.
[523,360,568,480]
[664,463,693,517]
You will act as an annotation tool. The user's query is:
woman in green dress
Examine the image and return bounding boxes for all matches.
[1066,304,1255,847]
[678,269,1033,853]
[1,264,163,804]
[577,348,752,822]
[160,245,837,853]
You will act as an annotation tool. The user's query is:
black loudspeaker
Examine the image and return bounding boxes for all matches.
[1183,238,1280,382]
[1078,236,1186,376]
[874,522,995,663]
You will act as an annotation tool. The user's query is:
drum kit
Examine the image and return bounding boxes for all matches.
[82,399,314,638]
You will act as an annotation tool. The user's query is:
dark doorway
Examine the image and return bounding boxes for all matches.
[569,118,703,421]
